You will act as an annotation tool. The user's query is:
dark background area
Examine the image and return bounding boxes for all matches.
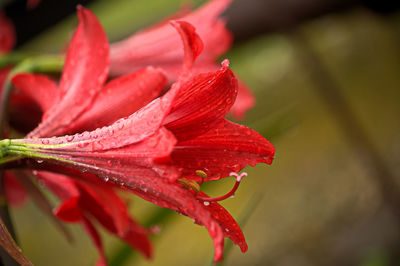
[3,0,400,47]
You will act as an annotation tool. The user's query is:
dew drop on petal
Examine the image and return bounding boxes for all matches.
[203,201,210,206]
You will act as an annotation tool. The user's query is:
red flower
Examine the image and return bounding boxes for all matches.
[35,171,152,264]
[109,0,255,119]
[5,50,274,264]
[1,7,275,264]
[7,7,168,262]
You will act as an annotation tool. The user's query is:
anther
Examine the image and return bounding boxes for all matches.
[178,178,200,192]
[195,170,207,185]
[196,171,247,202]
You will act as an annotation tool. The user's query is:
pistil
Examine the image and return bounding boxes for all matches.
[196,172,247,202]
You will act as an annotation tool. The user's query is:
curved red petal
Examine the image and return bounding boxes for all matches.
[197,191,248,252]
[229,79,255,120]
[0,12,15,52]
[28,7,109,138]
[27,0,41,9]
[4,171,27,207]
[11,73,59,113]
[37,171,152,259]
[81,217,108,266]
[121,218,153,259]
[77,181,130,236]
[164,61,237,141]
[54,197,82,222]
[109,0,232,77]
[171,119,275,181]
[170,20,204,73]
[21,88,177,152]
[64,67,167,133]
[37,172,82,222]
[128,177,225,262]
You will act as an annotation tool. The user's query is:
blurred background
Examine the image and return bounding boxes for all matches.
[2,0,400,265]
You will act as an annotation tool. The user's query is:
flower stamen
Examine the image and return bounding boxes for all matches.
[195,169,207,185]
[178,178,201,193]
[196,172,247,202]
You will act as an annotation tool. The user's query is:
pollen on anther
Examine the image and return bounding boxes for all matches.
[195,170,207,179]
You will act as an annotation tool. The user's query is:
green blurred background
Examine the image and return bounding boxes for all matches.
[3,0,400,265]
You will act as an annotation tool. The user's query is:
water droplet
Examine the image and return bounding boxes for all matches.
[32,170,38,175]
[77,142,89,148]
[37,160,43,164]
[203,201,210,206]
[104,177,109,182]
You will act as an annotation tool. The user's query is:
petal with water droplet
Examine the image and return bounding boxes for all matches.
[28,7,109,138]
[170,119,275,181]
[164,62,238,141]
[197,191,248,253]
[65,67,167,133]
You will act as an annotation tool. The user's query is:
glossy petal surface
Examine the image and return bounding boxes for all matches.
[28,7,109,138]
[64,67,167,133]
[171,119,275,181]
[164,60,237,140]
[197,191,247,252]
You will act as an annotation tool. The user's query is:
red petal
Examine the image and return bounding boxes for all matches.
[21,87,177,151]
[189,63,255,120]
[37,172,82,222]
[187,0,232,58]
[0,12,15,52]
[171,119,275,181]
[11,73,59,113]
[28,7,109,138]
[64,67,167,133]
[109,0,232,76]
[36,171,152,259]
[229,80,255,120]
[170,20,203,73]
[27,0,41,9]
[129,177,225,262]
[4,71,43,133]
[121,218,153,259]
[77,180,130,236]
[164,61,237,140]
[4,171,27,207]
[81,217,108,266]
[197,191,247,252]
